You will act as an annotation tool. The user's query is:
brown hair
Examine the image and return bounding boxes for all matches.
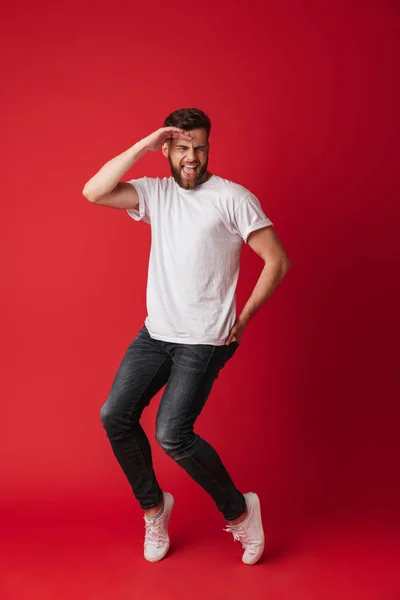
[163,107,211,138]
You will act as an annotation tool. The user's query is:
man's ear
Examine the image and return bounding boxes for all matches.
[161,142,169,158]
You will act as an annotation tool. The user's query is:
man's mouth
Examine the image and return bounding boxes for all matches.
[182,164,198,178]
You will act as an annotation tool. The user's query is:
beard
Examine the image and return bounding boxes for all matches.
[168,155,209,190]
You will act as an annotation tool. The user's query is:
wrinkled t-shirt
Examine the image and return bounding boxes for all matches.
[126,174,273,345]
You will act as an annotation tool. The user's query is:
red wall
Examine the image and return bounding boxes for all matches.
[1,0,399,529]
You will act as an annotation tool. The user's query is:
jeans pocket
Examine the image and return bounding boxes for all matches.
[223,340,239,365]
[214,342,239,379]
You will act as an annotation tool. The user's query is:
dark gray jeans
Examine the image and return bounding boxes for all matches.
[100,324,246,521]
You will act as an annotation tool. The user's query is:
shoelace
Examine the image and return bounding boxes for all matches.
[223,523,259,554]
[144,516,167,548]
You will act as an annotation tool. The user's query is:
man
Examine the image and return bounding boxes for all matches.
[82,108,291,565]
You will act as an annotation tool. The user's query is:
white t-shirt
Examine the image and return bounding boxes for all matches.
[126,174,273,345]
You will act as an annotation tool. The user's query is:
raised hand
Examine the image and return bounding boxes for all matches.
[143,127,192,152]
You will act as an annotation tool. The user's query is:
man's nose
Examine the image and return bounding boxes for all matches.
[186,147,196,161]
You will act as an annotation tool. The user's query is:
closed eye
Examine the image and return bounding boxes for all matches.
[176,146,206,150]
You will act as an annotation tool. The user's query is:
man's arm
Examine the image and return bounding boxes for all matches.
[82,141,147,208]
[82,127,192,208]
[226,226,291,343]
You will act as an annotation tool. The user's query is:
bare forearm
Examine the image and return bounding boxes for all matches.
[238,260,291,325]
[82,140,148,200]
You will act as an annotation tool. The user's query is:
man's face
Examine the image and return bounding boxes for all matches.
[163,127,210,190]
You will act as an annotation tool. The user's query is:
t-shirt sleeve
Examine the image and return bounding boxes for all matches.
[125,177,151,224]
[233,193,274,244]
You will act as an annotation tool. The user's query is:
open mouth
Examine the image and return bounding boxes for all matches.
[181,164,198,178]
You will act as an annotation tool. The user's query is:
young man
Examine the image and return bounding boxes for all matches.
[82,108,291,565]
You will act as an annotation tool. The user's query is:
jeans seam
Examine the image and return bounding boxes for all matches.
[124,355,170,502]
[126,432,162,504]
[178,447,229,495]
[127,355,170,424]
[176,449,244,518]
[169,347,243,516]
[171,346,217,447]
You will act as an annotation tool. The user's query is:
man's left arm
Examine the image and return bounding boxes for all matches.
[226,226,291,344]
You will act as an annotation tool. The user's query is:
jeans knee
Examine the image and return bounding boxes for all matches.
[155,425,168,451]
[99,398,133,438]
[99,401,112,431]
[156,425,194,459]
[155,425,177,456]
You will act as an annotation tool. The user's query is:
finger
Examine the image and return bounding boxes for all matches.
[164,131,191,142]
[166,127,191,136]
[172,131,192,138]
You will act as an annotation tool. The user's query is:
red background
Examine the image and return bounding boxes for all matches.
[1,0,399,598]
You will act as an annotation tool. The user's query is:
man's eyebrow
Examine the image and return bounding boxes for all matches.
[176,144,207,149]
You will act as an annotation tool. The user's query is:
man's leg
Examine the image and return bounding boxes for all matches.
[100,326,172,511]
[155,340,247,522]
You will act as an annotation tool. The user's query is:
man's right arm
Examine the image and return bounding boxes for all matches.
[82,127,192,209]
[82,140,148,209]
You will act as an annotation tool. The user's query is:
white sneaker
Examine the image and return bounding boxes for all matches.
[223,492,265,565]
[143,491,174,562]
